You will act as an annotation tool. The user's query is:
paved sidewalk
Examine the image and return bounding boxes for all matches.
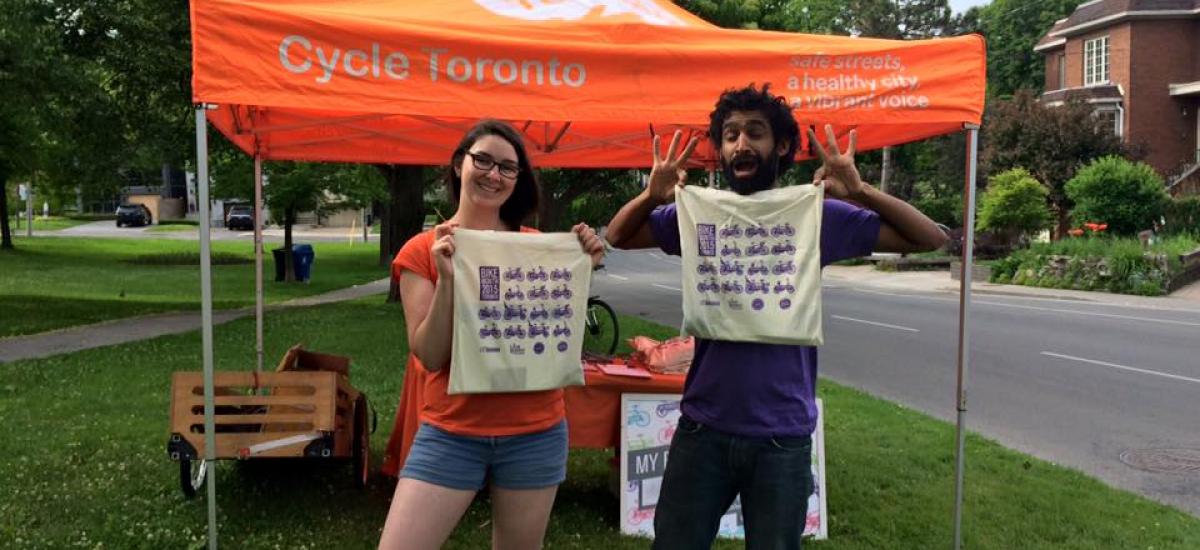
[0,278,391,364]
[823,264,1200,309]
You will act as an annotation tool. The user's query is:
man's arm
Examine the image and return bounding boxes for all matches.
[806,125,947,254]
[606,131,699,250]
[606,189,663,250]
[849,185,949,253]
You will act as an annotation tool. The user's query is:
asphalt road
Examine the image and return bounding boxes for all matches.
[592,248,1200,517]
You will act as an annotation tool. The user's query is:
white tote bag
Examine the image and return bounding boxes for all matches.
[675,184,824,346]
[449,229,592,394]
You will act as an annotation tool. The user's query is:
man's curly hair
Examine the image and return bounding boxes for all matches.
[707,83,800,177]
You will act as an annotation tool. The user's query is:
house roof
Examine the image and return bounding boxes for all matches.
[1035,0,1200,51]
[1041,84,1124,105]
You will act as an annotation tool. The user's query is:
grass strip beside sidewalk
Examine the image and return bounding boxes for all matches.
[0,300,1195,549]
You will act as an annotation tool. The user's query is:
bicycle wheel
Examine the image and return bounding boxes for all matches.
[583,297,620,357]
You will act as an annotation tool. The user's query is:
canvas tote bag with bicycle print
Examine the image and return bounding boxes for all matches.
[675,184,824,346]
[449,229,592,394]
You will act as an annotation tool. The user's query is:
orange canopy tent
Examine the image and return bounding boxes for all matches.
[191,0,984,167]
[187,1,986,548]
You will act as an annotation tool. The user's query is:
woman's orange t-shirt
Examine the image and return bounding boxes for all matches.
[391,228,566,437]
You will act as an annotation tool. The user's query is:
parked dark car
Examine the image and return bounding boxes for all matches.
[115,204,152,227]
[226,205,255,231]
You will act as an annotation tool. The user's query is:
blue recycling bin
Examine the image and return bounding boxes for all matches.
[292,244,314,282]
[272,244,315,282]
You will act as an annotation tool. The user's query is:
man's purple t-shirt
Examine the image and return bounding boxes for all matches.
[649,198,880,437]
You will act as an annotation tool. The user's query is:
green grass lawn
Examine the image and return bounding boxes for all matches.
[0,237,386,338]
[0,302,1196,549]
[5,215,96,231]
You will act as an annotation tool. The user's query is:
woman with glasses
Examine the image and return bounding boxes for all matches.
[379,119,605,550]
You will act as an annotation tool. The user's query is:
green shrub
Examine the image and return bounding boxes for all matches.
[1163,196,1200,236]
[977,168,1052,237]
[912,195,962,228]
[1065,156,1168,236]
[987,234,1196,295]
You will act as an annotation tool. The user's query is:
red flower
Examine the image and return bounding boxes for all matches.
[1068,228,1085,237]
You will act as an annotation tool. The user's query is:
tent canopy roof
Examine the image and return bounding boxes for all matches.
[192,0,985,168]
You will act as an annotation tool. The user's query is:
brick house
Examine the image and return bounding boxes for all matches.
[1034,0,1200,196]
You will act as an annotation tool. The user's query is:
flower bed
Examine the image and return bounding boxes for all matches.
[989,236,1200,296]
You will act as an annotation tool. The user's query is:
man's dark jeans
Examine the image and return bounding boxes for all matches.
[651,415,813,550]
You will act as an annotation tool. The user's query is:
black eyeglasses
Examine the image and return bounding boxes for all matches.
[466,152,520,179]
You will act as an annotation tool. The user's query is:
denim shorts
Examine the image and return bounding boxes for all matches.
[400,420,568,491]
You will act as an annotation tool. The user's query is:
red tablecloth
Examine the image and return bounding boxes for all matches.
[381,366,685,477]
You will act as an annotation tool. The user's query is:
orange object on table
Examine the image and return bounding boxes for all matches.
[381,365,685,477]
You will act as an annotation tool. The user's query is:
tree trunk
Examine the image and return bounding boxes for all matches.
[1054,202,1071,241]
[377,165,426,302]
[283,206,295,282]
[537,184,559,231]
[0,179,13,250]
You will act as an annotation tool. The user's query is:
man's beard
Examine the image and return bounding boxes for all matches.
[722,152,778,195]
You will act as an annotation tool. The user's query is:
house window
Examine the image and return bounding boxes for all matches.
[1057,53,1066,89]
[1094,106,1122,137]
[1084,36,1109,86]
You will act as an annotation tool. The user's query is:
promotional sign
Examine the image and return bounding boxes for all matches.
[619,393,827,540]
[676,185,824,345]
[449,229,591,394]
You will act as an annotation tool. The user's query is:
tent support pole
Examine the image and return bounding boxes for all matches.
[195,105,219,550]
[952,125,979,550]
[254,156,264,375]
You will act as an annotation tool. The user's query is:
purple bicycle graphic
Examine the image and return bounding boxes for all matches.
[504,287,525,301]
[550,268,572,282]
[771,242,796,256]
[770,223,795,237]
[745,278,770,294]
[721,243,742,257]
[719,259,745,276]
[527,322,550,338]
[477,306,502,321]
[748,261,770,276]
[721,280,744,294]
[478,324,501,339]
[746,241,769,256]
[552,324,572,337]
[552,304,573,319]
[745,225,769,238]
[529,304,549,320]
[503,325,527,339]
[697,261,716,275]
[773,281,796,294]
[525,266,548,281]
[772,261,796,275]
[718,224,743,238]
[503,303,528,321]
[503,267,524,282]
[527,285,549,300]
[696,279,720,293]
[551,285,573,300]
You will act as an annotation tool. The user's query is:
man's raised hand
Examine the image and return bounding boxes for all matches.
[808,124,866,201]
[647,130,699,204]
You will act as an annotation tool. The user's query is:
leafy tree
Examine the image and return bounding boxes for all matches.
[976,168,1052,239]
[211,145,386,281]
[982,90,1124,238]
[1065,156,1168,237]
[536,169,641,231]
[978,0,1086,97]
[0,0,70,249]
